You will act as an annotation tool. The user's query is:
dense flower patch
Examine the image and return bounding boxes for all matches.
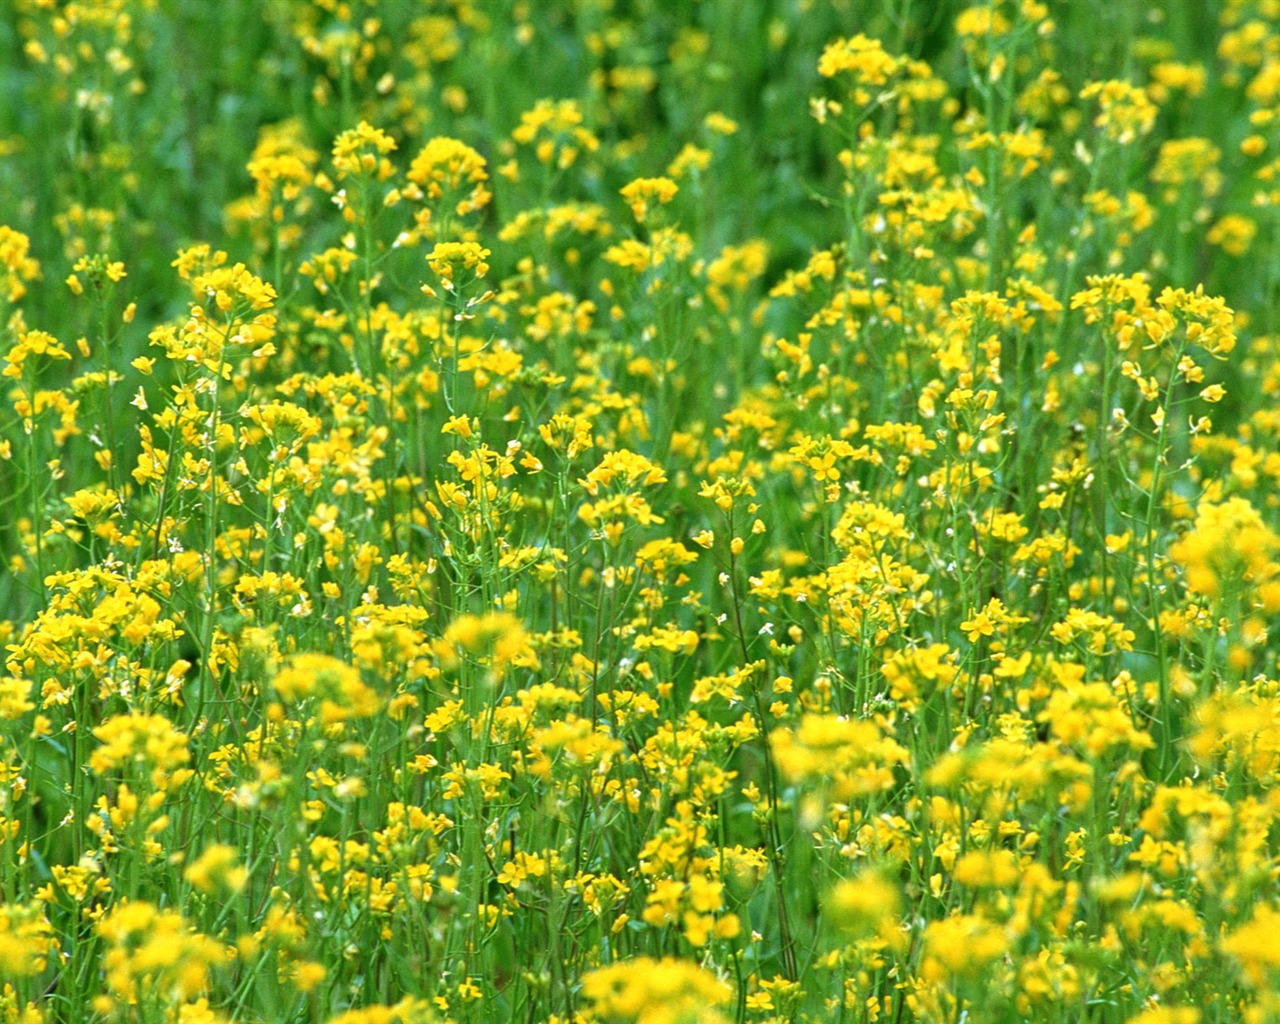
[1,1,1279,1022]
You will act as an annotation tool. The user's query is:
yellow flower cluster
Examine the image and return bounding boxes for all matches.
[0,3,1279,1024]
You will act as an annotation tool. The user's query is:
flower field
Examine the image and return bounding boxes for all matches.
[3,0,1280,1021]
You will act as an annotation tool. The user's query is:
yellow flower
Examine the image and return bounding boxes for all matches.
[1126,1008,1200,1024]
[406,137,491,217]
[1169,497,1279,601]
[827,866,903,944]
[1080,80,1158,143]
[1223,904,1280,987]
[321,997,436,1024]
[818,35,901,86]
[90,713,191,787]
[581,957,731,1024]
[438,612,538,678]
[511,98,599,169]
[184,844,247,895]
[920,913,1009,982]
[620,177,679,223]
[271,654,381,722]
[0,225,40,303]
[0,902,56,977]
[96,902,227,1006]
[1206,213,1256,256]
[703,112,738,135]
[771,714,908,800]
[330,120,397,182]
[425,241,491,285]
